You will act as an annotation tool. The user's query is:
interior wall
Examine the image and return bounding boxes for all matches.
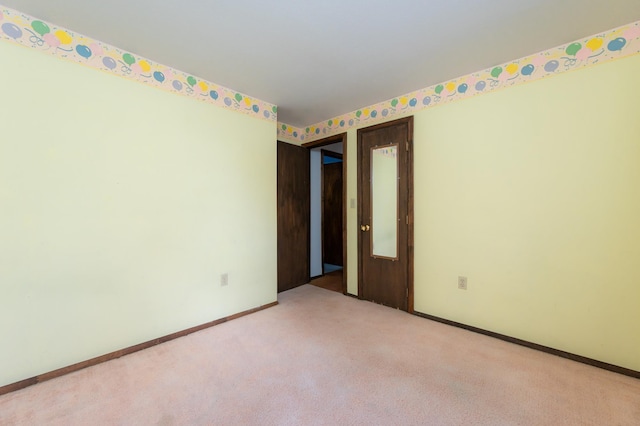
[0,41,277,387]
[346,54,640,371]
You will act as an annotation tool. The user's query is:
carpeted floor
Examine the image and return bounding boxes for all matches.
[1,284,639,425]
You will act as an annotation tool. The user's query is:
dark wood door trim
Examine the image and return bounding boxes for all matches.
[357,117,414,313]
[302,133,348,295]
[302,133,345,149]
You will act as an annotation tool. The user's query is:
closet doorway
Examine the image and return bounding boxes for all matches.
[321,150,343,274]
[303,133,347,294]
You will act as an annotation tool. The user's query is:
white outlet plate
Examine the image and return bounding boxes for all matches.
[458,276,467,290]
[221,273,228,286]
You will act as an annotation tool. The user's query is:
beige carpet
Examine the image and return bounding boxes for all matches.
[1,284,639,425]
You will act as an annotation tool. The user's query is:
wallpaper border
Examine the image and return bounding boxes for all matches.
[0,6,277,122]
[277,20,640,143]
[2,6,638,137]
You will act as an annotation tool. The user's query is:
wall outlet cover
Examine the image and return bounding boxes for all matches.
[458,276,467,290]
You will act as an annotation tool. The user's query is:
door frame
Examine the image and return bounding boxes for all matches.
[302,133,347,294]
[357,117,414,313]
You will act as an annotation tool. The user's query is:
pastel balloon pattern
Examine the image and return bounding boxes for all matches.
[43,33,60,48]
[76,44,91,58]
[2,22,22,39]
[0,5,276,122]
[521,64,535,76]
[90,43,103,56]
[31,20,50,36]
[139,60,151,73]
[544,60,559,72]
[566,42,582,56]
[102,57,116,70]
[574,48,586,60]
[0,4,637,141]
[122,53,136,66]
[607,37,626,51]
[505,64,518,75]
[586,38,603,51]
[54,29,72,45]
[284,21,640,142]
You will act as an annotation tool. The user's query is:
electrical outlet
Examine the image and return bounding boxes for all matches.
[220,273,228,287]
[458,276,467,290]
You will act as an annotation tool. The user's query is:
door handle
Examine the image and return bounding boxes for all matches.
[360,225,370,231]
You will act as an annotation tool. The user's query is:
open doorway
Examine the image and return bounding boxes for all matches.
[303,133,347,294]
[321,150,343,275]
[310,143,343,278]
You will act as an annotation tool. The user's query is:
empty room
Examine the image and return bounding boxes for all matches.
[1,1,639,424]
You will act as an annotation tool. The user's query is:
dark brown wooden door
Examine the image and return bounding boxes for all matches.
[358,117,413,311]
[322,151,343,267]
[277,141,310,292]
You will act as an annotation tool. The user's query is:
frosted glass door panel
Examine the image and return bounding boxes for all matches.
[371,144,398,259]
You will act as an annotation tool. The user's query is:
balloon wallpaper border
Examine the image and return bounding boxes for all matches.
[1,5,638,138]
[278,20,640,143]
[0,6,278,122]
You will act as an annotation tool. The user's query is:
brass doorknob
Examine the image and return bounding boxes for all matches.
[361,225,370,231]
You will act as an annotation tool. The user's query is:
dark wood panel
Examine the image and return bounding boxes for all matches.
[277,141,310,292]
[322,152,343,266]
[0,301,279,396]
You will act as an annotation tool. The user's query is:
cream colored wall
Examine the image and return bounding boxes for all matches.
[0,41,277,387]
[345,54,640,371]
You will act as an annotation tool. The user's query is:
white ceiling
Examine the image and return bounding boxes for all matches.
[4,1,640,127]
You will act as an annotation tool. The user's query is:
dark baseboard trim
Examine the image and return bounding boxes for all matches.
[343,292,358,299]
[0,301,279,396]
[413,311,640,380]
